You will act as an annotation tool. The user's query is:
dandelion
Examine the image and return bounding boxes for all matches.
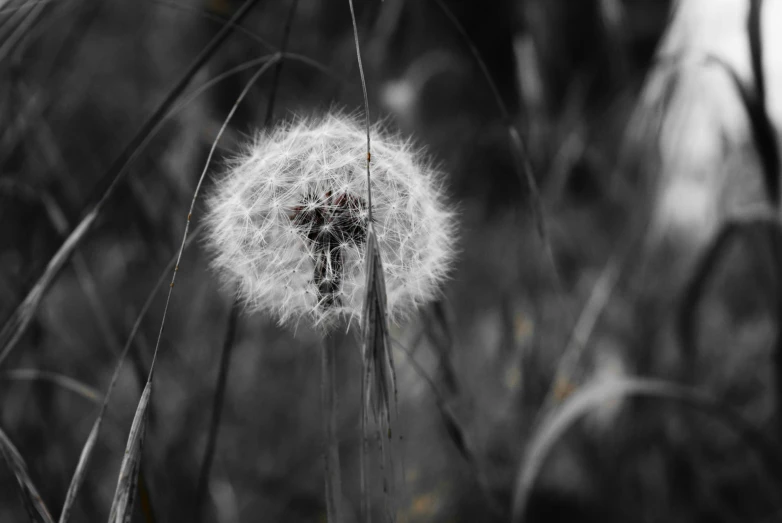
[204,112,455,329]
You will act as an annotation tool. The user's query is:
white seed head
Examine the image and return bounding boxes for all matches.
[204,113,456,329]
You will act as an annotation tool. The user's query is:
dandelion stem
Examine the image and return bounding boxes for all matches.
[194,302,239,517]
[322,335,344,523]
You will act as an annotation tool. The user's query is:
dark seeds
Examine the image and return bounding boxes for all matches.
[289,191,368,308]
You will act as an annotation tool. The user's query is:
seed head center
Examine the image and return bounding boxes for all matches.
[289,191,367,309]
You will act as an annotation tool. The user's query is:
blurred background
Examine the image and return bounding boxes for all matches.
[3,0,782,521]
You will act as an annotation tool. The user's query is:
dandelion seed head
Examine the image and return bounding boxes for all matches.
[205,113,456,329]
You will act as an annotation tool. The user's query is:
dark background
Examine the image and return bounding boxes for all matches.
[3,1,781,522]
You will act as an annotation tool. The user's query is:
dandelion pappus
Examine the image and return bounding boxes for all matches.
[204,113,455,328]
[288,190,368,308]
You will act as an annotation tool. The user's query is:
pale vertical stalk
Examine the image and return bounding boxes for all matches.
[322,335,344,523]
[194,302,239,517]
[347,2,375,520]
[346,0,372,220]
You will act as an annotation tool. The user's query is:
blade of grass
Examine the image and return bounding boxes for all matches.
[510,377,782,522]
[170,51,344,119]
[346,1,400,518]
[194,0,299,513]
[1,369,100,404]
[423,300,459,396]
[677,215,778,382]
[0,0,31,26]
[152,0,274,50]
[107,383,150,523]
[105,49,282,523]
[538,214,650,420]
[0,1,56,15]
[0,0,46,62]
[678,220,745,381]
[0,0,263,367]
[747,0,779,207]
[57,223,204,523]
[701,52,779,207]
[1,26,339,164]
[38,172,127,360]
[0,425,55,523]
[360,224,398,522]
[2,176,129,360]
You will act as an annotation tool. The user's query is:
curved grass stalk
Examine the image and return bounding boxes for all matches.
[1,369,101,404]
[510,377,782,522]
[0,0,264,368]
[105,50,282,523]
[194,1,300,515]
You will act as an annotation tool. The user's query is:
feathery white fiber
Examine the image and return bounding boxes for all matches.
[204,113,455,328]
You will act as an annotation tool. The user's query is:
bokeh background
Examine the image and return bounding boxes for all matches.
[3,0,782,521]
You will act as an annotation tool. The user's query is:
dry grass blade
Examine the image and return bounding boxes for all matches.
[360,225,398,522]
[148,55,281,377]
[153,0,274,50]
[38,191,126,358]
[539,217,648,418]
[0,0,46,62]
[747,0,779,206]
[700,52,779,207]
[0,0,53,16]
[361,225,395,438]
[0,181,127,363]
[57,223,204,523]
[344,0,397,517]
[1,369,100,404]
[107,383,151,523]
[678,220,745,379]
[0,426,55,523]
[59,420,103,523]
[0,0,263,368]
[108,48,279,523]
[424,300,459,396]
[170,51,344,120]
[16,39,275,523]
[0,217,93,366]
[510,377,782,523]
